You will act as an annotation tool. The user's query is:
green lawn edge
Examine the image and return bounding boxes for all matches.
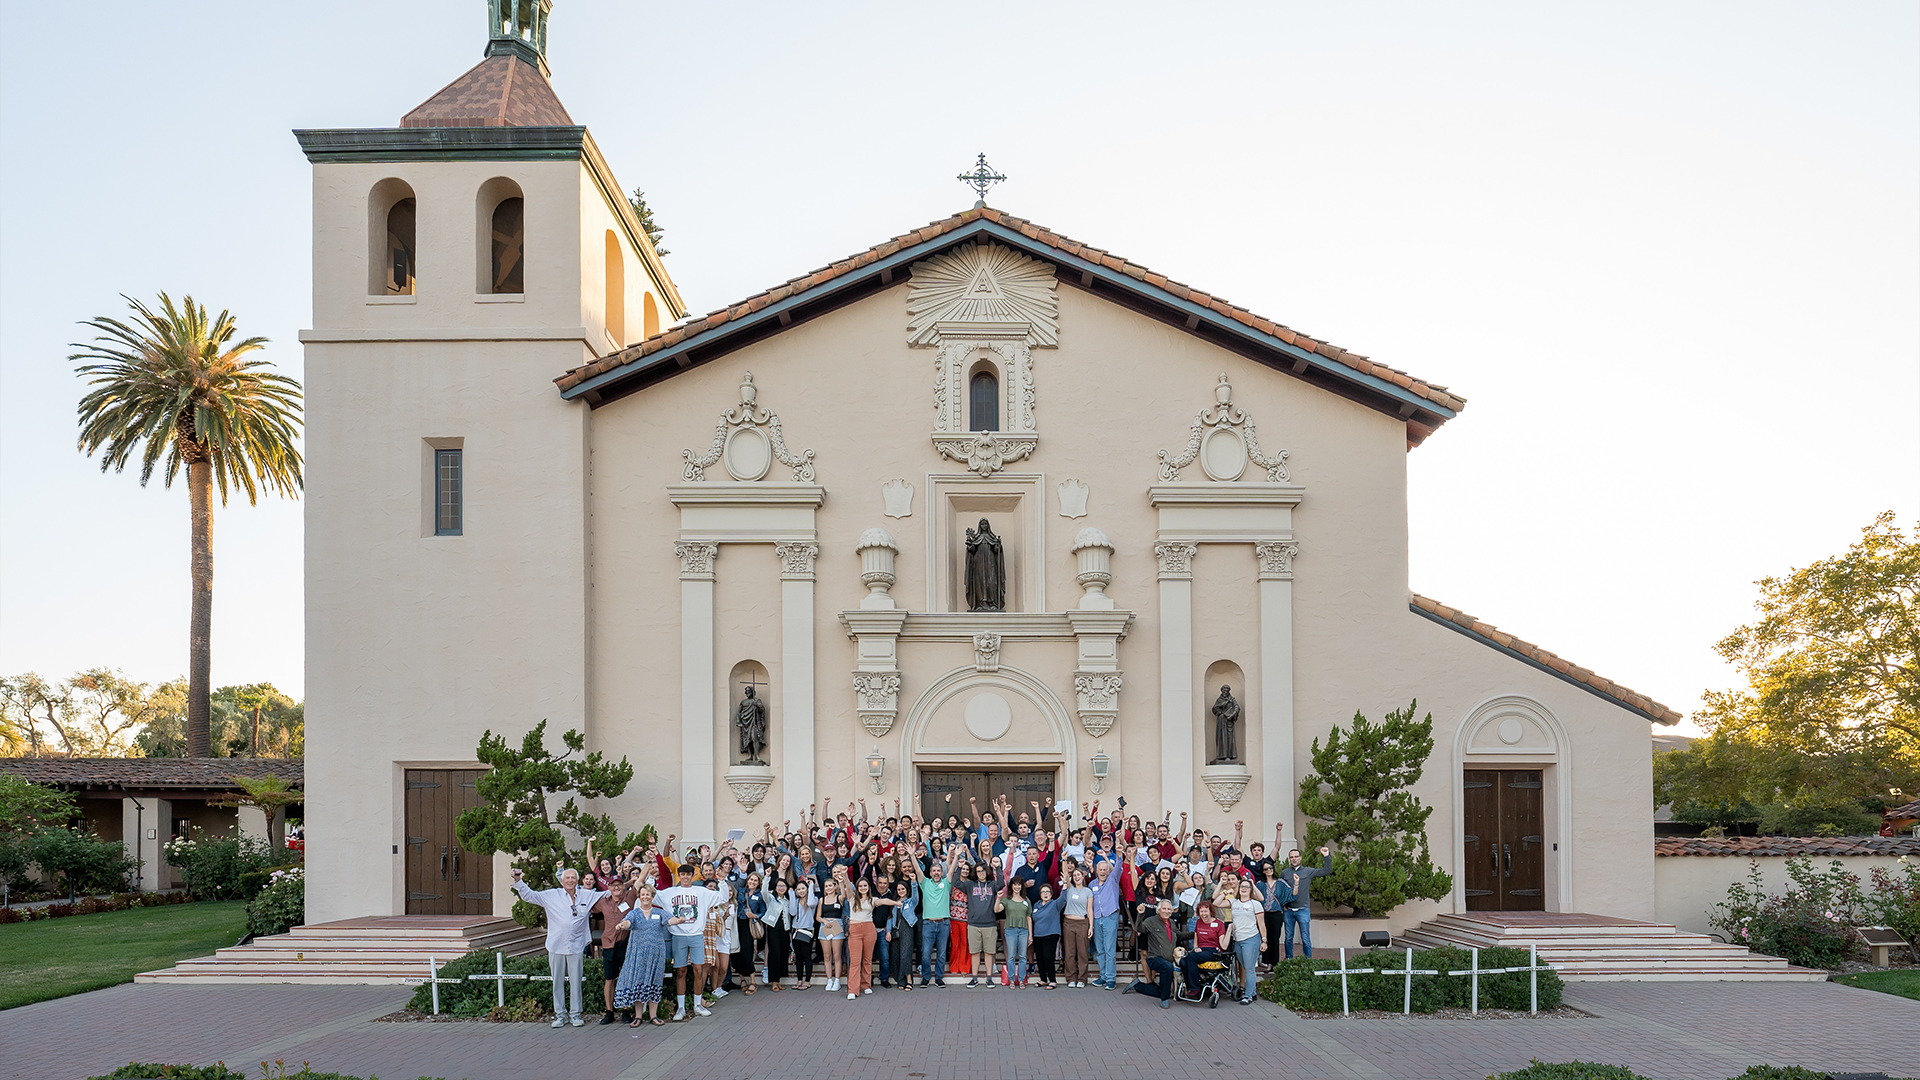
[1833,968,1920,1001]
[0,900,249,1009]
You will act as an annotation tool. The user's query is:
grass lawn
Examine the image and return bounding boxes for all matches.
[1834,968,1920,1001]
[0,900,248,1009]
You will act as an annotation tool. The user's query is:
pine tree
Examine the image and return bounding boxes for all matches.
[1298,701,1453,916]
[627,188,668,256]
[456,721,647,923]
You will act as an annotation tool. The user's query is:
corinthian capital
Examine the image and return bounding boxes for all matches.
[675,541,719,580]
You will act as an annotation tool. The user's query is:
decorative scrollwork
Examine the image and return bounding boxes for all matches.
[1074,673,1124,709]
[935,432,1036,477]
[681,372,817,482]
[1157,374,1289,482]
[854,672,901,710]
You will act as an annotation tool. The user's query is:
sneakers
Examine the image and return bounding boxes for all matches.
[967,977,979,987]
[569,1016,584,1027]
[692,1002,712,1017]
[598,1010,618,1025]
[863,988,873,995]
[551,1018,566,1028]
[1159,997,1172,1009]
[671,1006,687,1022]
[847,992,856,1000]
[711,987,729,998]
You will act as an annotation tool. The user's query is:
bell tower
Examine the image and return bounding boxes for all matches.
[484,0,552,75]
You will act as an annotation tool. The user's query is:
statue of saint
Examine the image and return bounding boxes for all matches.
[1210,685,1241,765]
[736,684,769,765]
[964,518,1006,612]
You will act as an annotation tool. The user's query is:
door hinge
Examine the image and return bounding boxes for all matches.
[408,891,444,900]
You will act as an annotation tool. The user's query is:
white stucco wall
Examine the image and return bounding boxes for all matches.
[1655,854,1913,937]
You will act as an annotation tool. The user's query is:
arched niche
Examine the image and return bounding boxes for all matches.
[1201,659,1247,765]
[967,355,1001,432]
[367,177,416,296]
[476,176,525,294]
[603,230,625,345]
[643,292,660,338]
[728,659,771,766]
[1450,694,1573,912]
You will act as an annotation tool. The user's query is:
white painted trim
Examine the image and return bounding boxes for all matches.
[1259,577,1296,839]
[1449,694,1574,914]
[474,293,527,303]
[1146,483,1306,507]
[1159,576,1195,814]
[682,576,717,848]
[782,576,816,822]
[298,327,594,343]
[667,483,827,508]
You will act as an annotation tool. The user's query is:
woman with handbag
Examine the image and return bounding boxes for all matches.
[792,877,820,990]
[734,870,764,993]
[759,876,797,991]
[888,877,918,990]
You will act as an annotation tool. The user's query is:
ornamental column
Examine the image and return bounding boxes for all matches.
[1155,541,1198,815]
[675,541,719,846]
[1256,540,1299,840]
[775,541,819,823]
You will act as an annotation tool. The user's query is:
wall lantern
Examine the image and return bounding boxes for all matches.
[867,746,886,794]
[1090,745,1110,795]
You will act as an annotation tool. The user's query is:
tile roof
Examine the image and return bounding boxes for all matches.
[1655,835,1920,858]
[1410,593,1684,725]
[1886,798,1920,821]
[553,207,1466,437]
[401,53,572,128]
[0,757,303,792]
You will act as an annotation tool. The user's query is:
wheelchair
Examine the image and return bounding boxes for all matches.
[1171,950,1238,1008]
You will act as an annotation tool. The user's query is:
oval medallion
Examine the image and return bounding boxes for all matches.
[1199,426,1248,481]
[963,692,1013,742]
[723,426,772,481]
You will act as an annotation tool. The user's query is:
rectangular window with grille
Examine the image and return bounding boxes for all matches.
[434,449,463,535]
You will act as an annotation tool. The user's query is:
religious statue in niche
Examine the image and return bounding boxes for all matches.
[736,685,769,765]
[965,518,1006,612]
[1210,685,1242,765]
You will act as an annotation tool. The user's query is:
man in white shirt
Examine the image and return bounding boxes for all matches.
[653,864,729,1021]
[510,867,607,1027]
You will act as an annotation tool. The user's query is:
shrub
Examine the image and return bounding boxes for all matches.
[27,827,134,897]
[165,828,273,900]
[1297,701,1452,916]
[1726,1068,1827,1080]
[1709,857,1864,968]
[1259,946,1562,1013]
[246,867,305,937]
[402,948,605,1015]
[87,1065,249,1080]
[238,862,304,900]
[1861,856,1920,947]
[1489,1064,1650,1080]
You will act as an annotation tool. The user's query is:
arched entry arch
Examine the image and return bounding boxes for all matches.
[899,665,1078,816]
[1450,694,1573,912]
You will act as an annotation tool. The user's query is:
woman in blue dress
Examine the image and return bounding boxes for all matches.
[615,884,671,1026]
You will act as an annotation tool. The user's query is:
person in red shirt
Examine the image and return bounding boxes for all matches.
[1180,904,1230,994]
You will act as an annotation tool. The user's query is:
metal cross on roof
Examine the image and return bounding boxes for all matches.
[957,153,1007,207]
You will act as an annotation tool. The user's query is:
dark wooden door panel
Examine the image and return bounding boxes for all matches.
[1462,770,1498,910]
[1503,771,1545,910]
[452,771,490,914]
[921,771,1058,830]
[406,770,447,914]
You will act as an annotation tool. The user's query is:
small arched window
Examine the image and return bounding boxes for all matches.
[385,199,416,295]
[603,230,624,345]
[490,197,525,294]
[643,292,660,338]
[970,368,999,431]
[367,178,416,296]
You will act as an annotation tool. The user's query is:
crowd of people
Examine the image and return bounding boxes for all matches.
[508,794,1335,1026]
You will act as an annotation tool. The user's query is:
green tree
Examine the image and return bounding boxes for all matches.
[0,775,78,833]
[455,721,642,921]
[0,674,63,756]
[627,188,668,256]
[215,773,305,860]
[1298,701,1453,916]
[1657,512,1919,826]
[70,293,303,757]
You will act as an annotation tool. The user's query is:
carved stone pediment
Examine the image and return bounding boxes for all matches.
[906,242,1059,348]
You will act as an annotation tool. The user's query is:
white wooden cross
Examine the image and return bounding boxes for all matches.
[1446,946,1493,1014]
[1394,947,1440,1014]
[1512,943,1554,1015]
[465,950,529,1007]
[1310,946,1376,1015]
[421,956,464,1015]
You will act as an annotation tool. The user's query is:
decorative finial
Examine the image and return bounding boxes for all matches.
[485,0,553,75]
[957,153,1007,209]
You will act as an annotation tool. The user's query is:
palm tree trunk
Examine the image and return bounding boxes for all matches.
[187,457,214,757]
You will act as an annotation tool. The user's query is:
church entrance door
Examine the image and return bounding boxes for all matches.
[405,769,492,915]
[1461,769,1545,911]
[919,770,1056,825]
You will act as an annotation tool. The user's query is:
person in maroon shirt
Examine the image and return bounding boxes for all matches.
[1179,903,1231,993]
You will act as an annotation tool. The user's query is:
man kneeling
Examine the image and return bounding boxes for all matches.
[1123,899,1189,1008]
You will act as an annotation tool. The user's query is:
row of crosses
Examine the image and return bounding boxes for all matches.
[1312,945,1555,1015]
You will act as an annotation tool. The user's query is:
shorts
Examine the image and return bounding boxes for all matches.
[671,933,706,968]
[601,936,627,982]
[967,924,997,954]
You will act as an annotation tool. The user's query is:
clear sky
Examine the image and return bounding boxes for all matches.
[1,1,1915,735]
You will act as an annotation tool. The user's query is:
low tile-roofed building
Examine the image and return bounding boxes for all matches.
[1410,593,1684,725]
[553,206,1466,446]
[401,52,572,128]
[1655,835,1920,858]
[0,757,302,793]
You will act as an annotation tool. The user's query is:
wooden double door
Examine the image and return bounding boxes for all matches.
[919,770,1056,822]
[1462,769,1545,911]
[405,769,493,915]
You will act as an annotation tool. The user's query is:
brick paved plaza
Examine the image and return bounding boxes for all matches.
[3,980,1917,1080]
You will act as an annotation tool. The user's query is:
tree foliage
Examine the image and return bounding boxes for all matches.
[1657,513,1919,826]
[1298,701,1453,916]
[215,774,304,858]
[627,188,668,256]
[455,721,643,907]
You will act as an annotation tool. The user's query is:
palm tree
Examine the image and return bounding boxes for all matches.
[70,294,302,758]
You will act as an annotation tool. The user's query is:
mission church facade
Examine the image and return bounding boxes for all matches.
[299,4,1681,931]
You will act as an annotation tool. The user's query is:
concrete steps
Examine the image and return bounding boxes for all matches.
[1397,912,1829,982]
[137,915,544,984]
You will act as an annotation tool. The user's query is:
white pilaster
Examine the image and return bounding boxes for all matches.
[677,541,718,847]
[777,543,819,823]
[1155,541,1198,815]
[121,796,171,892]
[1257,540,1299,840]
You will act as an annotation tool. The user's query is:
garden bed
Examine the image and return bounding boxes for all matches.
[1295,1003,1591,1020]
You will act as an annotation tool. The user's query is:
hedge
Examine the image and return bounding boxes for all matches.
[89,1066,448,1080]
[1259,946,1563,1013]
[0,890,194,923]
[403,949,605,1017]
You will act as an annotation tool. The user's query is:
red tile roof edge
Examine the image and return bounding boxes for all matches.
[1655,835,1920,858]
[0,757,303,790]
[1410,593,1684,725]
[553,206,1467,423]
